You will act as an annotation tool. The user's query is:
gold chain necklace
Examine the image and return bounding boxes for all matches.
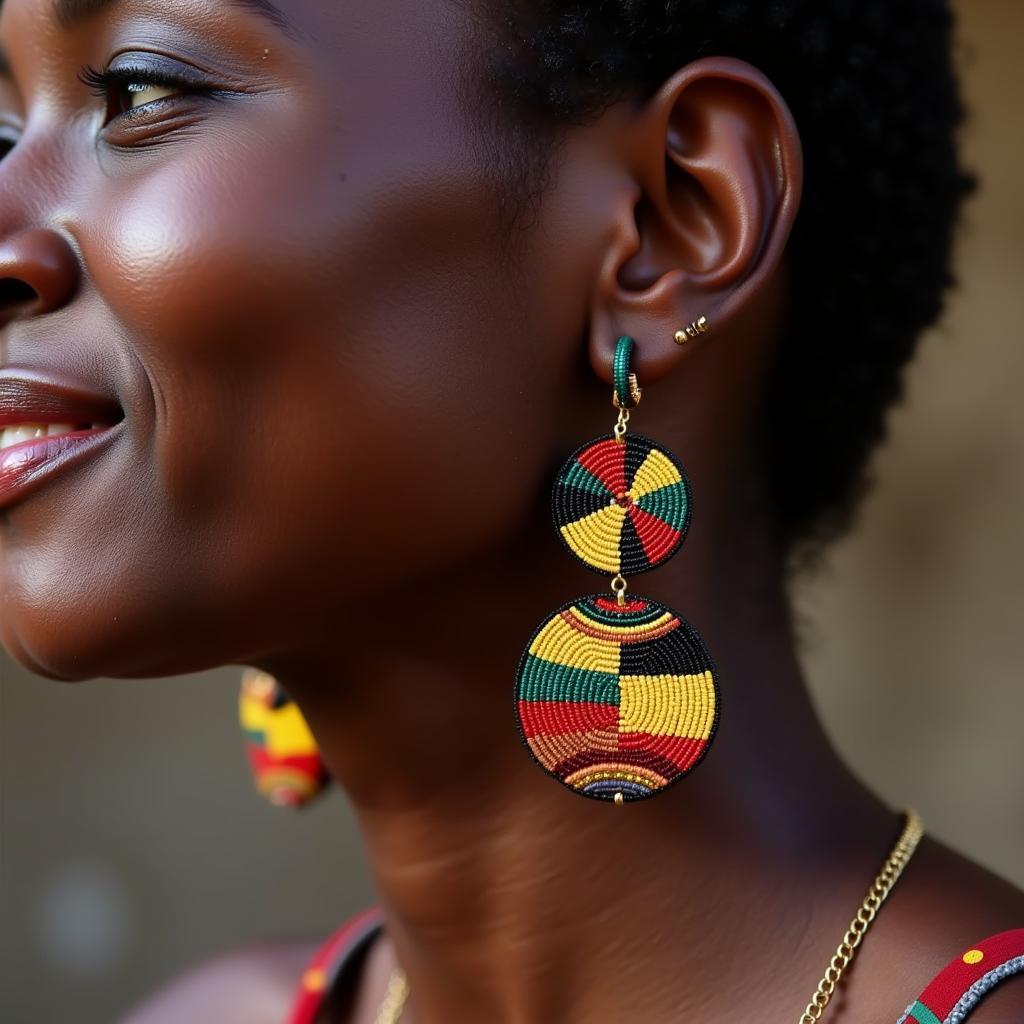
[372,809,924,1024]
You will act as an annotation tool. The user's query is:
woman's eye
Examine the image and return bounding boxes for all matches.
[76,62,204,126]
[120,80,180,113]
[0,120,20,159]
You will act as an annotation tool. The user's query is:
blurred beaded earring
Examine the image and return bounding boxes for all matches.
[513,333,721,805]
[239,668,330,808]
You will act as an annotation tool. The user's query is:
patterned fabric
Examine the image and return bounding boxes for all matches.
[551,433,692,575]
[896,929,1024,1023]
[514,594,719,801]
[286,905,384,1024]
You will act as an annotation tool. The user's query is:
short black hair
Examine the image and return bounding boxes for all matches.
[463,0,977,566]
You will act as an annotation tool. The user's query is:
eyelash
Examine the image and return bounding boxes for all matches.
[76,62,207,119]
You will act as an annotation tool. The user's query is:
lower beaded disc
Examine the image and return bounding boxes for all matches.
[514,594,720,802]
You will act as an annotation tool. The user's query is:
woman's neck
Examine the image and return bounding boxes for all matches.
[261,510,898,1022]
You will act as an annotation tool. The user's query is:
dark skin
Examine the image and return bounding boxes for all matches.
[1,1,1022,1022]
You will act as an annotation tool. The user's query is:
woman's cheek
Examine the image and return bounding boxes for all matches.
[70,90,551,607]
[90,100,340,350]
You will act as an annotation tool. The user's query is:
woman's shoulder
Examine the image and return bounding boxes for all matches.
[861,832,1024,1022]
[116,938,322,1024]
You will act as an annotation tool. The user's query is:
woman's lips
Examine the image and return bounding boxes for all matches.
[0,424,124,511]
[0,371,125,512]
[0,372,123,428]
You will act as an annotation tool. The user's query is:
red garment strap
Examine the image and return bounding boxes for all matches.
[286,905,384,1024]
[897,928,1024,1023]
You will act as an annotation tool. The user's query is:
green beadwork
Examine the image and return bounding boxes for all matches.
[612,334,637,408]
[518,653,621,704]
[560,459,609,497]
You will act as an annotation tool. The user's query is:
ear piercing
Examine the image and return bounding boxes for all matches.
[674,316,709,345]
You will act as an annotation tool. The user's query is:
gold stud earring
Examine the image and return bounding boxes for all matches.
[674,315,710,345]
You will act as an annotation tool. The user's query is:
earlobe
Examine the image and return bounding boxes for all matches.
[589,56,803,384]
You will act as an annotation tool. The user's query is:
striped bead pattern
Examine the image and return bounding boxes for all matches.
[514,594,719,802]
[552,433,692,576]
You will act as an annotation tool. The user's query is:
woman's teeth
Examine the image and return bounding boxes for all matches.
[0,423,90,451]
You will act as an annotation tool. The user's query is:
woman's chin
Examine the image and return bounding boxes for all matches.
[0,615,118,682]
[0,584,234,683]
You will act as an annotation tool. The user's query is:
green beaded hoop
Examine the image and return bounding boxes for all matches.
[612,335,641,409]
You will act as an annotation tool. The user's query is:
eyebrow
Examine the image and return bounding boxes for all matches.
[52,0,297,37]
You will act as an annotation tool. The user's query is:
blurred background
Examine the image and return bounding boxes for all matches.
[2,2,1022,1021]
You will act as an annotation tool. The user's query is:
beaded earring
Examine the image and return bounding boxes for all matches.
[513,334,721,805]
[238,668,331,808]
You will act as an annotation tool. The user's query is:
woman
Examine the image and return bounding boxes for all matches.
[0,0,1021,1021]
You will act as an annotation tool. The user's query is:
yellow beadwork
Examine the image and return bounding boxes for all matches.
[619,670,716,739]
[559,503,626,573]
[239,679,320,758]
[630,448,683,499]
[529,613,622,674]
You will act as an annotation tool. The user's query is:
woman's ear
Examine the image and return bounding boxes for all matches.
[589,56,803,385]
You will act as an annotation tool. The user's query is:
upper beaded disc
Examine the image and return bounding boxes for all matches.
[551,432,692,575]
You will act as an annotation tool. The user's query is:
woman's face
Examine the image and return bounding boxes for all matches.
[0,0,604,679]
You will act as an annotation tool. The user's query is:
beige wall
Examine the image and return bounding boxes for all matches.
[795,0,1024,886]
[2,3,1021,1021]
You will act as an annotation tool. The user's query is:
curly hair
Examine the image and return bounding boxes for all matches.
[459,0,978,566]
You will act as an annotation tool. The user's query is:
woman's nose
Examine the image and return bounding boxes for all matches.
[0,227,81,329]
